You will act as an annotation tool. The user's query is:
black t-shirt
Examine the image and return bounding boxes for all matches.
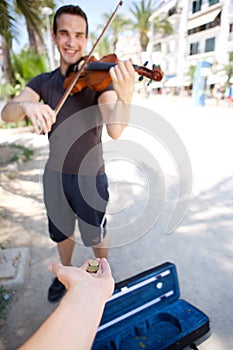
[27,68,114,175]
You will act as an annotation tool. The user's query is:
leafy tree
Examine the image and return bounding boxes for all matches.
[153,13,174,37]
[14,0,43,52]
[0,0,16,84]
[129,0,155,52]
[224,63,233,82]
[98,13,132,52]
[129,0,173,51]
[1,48,47,99]
[14,0,55,52]
[89,32,112,58]
[0,0,55,88]
[13,48,47,82]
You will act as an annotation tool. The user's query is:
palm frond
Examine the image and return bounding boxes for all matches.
[14,0,43,40]
[0,0,17,41]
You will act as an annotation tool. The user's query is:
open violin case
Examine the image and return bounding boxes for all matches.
[92,262,210,350]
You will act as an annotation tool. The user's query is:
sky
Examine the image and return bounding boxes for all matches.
[13,0,142,52]
[55,0,139,30]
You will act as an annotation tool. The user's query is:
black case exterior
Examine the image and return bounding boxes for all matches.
[92,262,210,350]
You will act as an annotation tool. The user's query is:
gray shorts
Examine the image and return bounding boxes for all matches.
[43,167,109,246]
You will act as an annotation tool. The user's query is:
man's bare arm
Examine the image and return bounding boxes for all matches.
[98,60,135,139]
[1,87,56,135]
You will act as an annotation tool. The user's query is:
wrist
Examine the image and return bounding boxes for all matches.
[19,101,26,116]
[117,97,132,105]
[62,282,108,306]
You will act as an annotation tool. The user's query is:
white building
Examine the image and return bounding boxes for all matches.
[148,0,233,87]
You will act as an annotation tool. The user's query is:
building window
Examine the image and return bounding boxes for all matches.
[209,0,219,6]
[205,37,215,52]
[168,5,176,17]
[190,42,199,55]
[192,0,202,14]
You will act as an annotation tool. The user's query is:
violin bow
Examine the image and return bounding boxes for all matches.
[55,1,123,115]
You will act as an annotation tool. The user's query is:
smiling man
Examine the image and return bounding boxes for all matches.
[1,5,135,303]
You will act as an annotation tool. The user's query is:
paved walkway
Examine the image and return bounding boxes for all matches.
[0,94,233,349]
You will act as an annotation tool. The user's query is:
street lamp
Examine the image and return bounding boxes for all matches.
[42,7,55,70]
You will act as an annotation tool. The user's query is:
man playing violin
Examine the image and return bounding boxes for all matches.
[1,5,135,303]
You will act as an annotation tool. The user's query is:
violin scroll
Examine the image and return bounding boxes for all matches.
[135,64,164,82]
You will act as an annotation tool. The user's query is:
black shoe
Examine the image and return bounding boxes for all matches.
[48,277,66,303]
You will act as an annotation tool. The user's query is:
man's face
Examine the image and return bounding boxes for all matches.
[53,13,88,74]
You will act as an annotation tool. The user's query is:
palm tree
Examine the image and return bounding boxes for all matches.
[89,32,112,58]
[224,63,233,83]
[98,13,132,52]
[129,0,155,52]
[14,0,43,52]
[14,0,55,53]
[153,13,174,37]
[129,0,173,51]
[0,0,16,84]
[0,0,54,88]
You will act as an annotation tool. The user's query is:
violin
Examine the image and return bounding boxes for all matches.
[64,53,164,94]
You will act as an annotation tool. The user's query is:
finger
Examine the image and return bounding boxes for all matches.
[44,105,56,125]
[48,262,64,274]
[36,114,48,133]
[117,61,129,77]
[79,260,90,270]
[109,66,117,82]
[36,106,55,134]
[99,258,112,276]
[41,110,53,131]
[124,60,135,77]
[113,65,124,81]
[31,118,42,135]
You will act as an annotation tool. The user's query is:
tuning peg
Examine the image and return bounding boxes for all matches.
[143,61,148,67]
[138,75,144,81]
[147,79,152,86]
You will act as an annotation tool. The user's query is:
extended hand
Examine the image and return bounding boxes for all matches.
[49,258,114,302]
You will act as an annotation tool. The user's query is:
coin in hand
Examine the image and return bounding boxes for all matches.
[86,259,99,273]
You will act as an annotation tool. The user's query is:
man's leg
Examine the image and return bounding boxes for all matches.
[57,233,75,266]
[92,234,109,259]
[48,233,75,302]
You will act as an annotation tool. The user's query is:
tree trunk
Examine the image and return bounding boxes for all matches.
[1,36,13,85]
[26,18,45,53]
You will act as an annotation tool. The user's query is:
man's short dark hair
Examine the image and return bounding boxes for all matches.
[53,5,88,37]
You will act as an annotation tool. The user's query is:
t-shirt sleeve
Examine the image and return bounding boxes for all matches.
[26,74,43,97]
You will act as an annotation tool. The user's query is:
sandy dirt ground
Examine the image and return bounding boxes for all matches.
[0,95,233,350]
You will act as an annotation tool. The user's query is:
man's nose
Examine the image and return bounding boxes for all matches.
[66,35,75,46]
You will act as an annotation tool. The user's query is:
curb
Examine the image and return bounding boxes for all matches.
[0,247,30,289]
